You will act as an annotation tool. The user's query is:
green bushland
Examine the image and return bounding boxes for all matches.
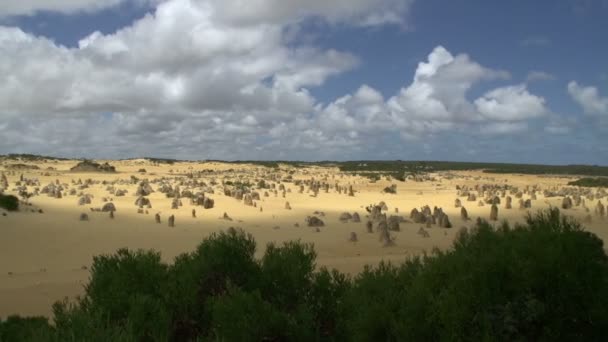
[335,161,608,177]
[0,194,18,211]
[568,177,608,188]
[4,154,607,176]
[2,208,608,341]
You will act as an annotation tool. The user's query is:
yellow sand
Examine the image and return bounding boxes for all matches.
[0,159,605,318]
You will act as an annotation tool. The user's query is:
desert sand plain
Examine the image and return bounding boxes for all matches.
[0,158,606,318]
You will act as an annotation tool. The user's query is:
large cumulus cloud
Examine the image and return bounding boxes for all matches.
[0,0,563,160]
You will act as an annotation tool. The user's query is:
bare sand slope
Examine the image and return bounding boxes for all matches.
[0,160,605,317]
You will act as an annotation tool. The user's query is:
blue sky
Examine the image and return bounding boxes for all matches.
[0,0,607,163]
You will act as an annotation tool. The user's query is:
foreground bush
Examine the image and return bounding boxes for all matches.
[0,194,18,211]
[0,316,53,341]
[400,210,608,341]
[3,208,608,341]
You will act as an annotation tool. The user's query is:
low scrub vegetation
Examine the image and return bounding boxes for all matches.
[337,161,608,177]
[568,177,608,188]
[2,209,608,341]
[0,194,19,211]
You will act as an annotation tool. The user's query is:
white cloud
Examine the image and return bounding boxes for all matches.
[475,85,548,121]
[1,0,413,28]
[211,0,415,27]
[482,122,528,134]
[568,81,608,115]
[388,46,510,123]
[318,46,550,144]
[0,0,557,159]
[0,0,160,17]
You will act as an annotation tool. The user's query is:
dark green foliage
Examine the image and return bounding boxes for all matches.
[399,209,608,341]
[6,209,608,341]
[51,248,170,341]
[337,161,608,177]
[4,154,607,176]
[211,288,293,341]
[338,260,423,342]
[259,241,316,310]
[0,316,54,342]
[165,229,259,339]
[84,249,168,323]
[4,153,69,161]
[568,177,608,187]
[0,194,18,211]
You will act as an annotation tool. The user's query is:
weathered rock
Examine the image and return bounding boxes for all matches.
[438,214,452,228]
[135,196,151,208]
[490,204,498,221]
[78,195,92,206]
[243,194,253,206]
[349,232,358,242]
[562,197,573,210]
[203,197,214,209]
[339,212,352,222]
[306,216,324,227]
[223,212,232,221]
[460,207,469,221]
[596,201,605,218]
[387,216,400,231]
[101,202,116,212]
[505,196,512,209]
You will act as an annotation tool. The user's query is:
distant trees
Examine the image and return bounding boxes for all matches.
[3,208,608,341]
[568,177,608,188]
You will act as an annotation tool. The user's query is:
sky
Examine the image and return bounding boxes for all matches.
[0,0,607,163]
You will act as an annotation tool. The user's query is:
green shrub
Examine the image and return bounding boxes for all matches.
[306,267,351,340]
[568,177,608,187]
[52,248,170,341]
[84,248,168,322]
[5,209,608,341]
[211,288,294,341]
[401,208,608,341]
[52,300,135,342]
[0,194,18,211]
[0,316,54,342]
[259,241,316,310]
[337,260,422,341]
[165,228,259,340]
